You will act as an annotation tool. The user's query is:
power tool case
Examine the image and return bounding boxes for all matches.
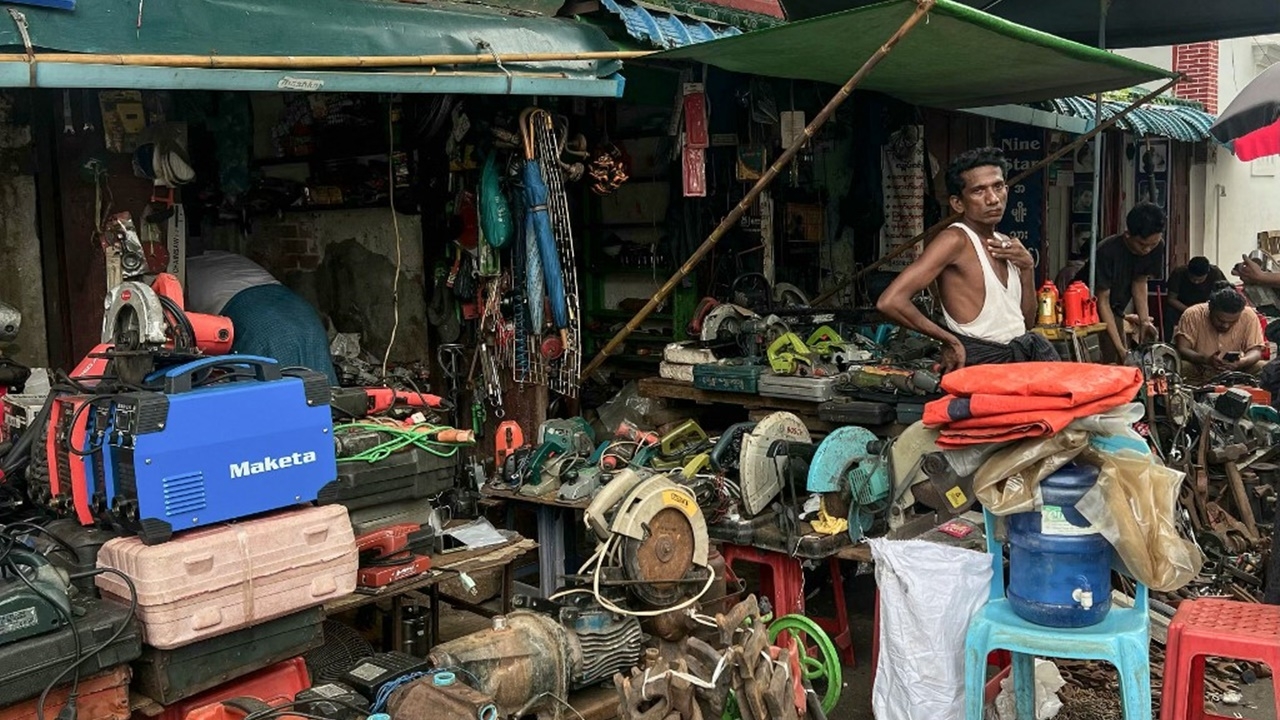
[147,657,311,720]
[95,505,357,650]
[0,666,132,720]
[0,596,141,706]
[319,447,457,512]
[132,607,324,705]
[346,498,437,537]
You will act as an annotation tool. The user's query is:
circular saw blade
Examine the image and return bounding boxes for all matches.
[108,304,157,386]
[623,506,696,607]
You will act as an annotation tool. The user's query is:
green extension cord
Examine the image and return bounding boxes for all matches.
[333,422,463,464]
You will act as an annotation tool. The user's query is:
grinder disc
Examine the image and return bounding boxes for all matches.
[623,506,696,607]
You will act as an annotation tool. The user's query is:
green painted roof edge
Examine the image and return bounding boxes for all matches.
[655,0,1176,85]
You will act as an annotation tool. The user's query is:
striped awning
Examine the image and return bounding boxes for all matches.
[1033,94,1216,142]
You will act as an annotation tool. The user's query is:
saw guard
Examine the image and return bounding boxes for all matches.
[808,425,877,494]
[739,412,811,517]
[101,281,167,346]
[584,467,650,542]
[610,476,708,569]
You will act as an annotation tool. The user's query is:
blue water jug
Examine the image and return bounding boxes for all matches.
[1006,463,1113,628]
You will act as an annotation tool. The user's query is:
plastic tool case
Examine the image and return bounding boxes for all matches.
[95,505,357,650]
[132,607,325,705]
[0,596,141,706]
[319,446,456,512]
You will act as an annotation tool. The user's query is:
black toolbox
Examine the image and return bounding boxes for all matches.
[132,607,325,705]
[818,398,896,425]
[319,447,457,511]
[0,596,141,705]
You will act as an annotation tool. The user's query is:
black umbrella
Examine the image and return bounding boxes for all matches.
[779,0,1280,48]
[1210,62,1280,161]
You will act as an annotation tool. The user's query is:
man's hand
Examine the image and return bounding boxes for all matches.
[1236,255,1268,284]
[1208,353,1231,370]
[941,339,966,373]
[987,237,1035,271]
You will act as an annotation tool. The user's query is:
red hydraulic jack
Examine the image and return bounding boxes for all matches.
[356,523,434,588]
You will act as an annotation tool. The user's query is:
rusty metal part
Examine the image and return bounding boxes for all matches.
[428,611,570,718]
[1223,462,1260,543]
[387,675,498,720]
[624,507,697,606]
[716,594,760,646]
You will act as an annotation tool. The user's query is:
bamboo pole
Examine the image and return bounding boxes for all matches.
[810,75,1182,307]
[0,50,655,69]
[580,0,938,381]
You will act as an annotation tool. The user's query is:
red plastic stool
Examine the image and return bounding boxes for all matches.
[1161,599,1280,720]
[719,543,855,666]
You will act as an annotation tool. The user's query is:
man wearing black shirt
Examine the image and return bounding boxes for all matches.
[1074,202,1166,361]
[1165,256,1226,339]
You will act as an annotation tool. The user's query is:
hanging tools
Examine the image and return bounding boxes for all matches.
[479,342,504,418]
[437,343,466,428]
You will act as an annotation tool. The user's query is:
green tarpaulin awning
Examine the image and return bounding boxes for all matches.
[655,0,1175,109]
[0,0,626,95]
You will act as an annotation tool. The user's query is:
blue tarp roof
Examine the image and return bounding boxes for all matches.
[599,0,742,49]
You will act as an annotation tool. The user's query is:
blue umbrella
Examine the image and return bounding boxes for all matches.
[521,111,569,333]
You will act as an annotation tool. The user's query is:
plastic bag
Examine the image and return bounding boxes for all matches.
[994,659,1065,720]
[479,154,513,249]
[972,430,1203,592]
[870,539,993,720]
[1075,447,1203,592]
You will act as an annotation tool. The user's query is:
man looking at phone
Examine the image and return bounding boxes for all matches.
[1174,283,1264,384]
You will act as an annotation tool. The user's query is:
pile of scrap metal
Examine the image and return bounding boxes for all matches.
[613,596,827,720]
[1133,345,1280,604]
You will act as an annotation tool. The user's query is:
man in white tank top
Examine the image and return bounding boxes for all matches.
[877,148,1054,372]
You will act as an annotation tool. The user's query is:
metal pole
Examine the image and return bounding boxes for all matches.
[579,0,938,381]
[810,76,1180,307]
[1087,0,1111,291]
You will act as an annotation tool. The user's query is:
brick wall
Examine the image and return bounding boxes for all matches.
[1173,41,1220,114]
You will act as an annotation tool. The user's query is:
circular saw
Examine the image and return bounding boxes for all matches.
[101,281,170,385]
[738,411,811,517]
[584,470,709,607]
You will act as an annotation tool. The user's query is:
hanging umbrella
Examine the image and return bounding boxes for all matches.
[1210,62,1280,161]
[520,109,569,335]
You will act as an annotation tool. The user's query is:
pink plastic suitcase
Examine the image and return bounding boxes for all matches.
[96,505,357,650]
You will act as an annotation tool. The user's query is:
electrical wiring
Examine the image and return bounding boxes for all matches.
[333,422,464,464]
[36,567,138,720]
[383,99,404,380]
[550,535,716,619]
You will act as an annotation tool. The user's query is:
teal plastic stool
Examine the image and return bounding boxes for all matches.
[964,509,1152,720]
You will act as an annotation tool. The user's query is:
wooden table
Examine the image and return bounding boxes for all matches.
[637,376,906,436]
[324,533,537,652]
[480,485,591,599]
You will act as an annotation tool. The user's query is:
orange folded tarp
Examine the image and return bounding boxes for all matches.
[924,363,1143,447]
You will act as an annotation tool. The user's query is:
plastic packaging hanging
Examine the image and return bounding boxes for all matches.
[870,539,993,720]
[972,420,1203,592]
[480,154,513,249]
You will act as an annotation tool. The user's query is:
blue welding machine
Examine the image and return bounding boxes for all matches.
[105,356,336,545]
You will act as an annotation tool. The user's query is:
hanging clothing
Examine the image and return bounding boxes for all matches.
[955,332,1060,366]
[939,223,1025,345]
